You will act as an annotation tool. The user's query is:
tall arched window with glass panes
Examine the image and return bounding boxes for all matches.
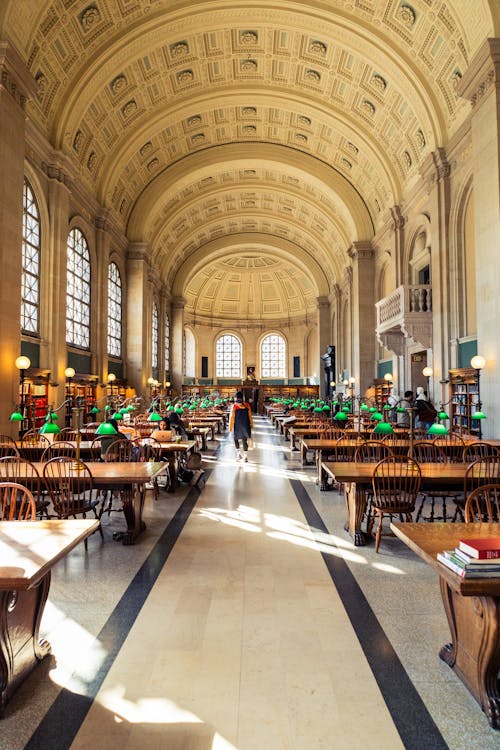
[66,228,90,349]
[107,262,122,358]
[21,180,41,334]
[261,333,286,378]
[164,314,170,375]
[216,334,242,378]
[152,303,158,373]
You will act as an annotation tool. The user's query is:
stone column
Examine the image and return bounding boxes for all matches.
[171,297,185,397]
[44,165,72,407]
[93,215,111,397]
[348,242,376,396]
[316,296,330,398]
[457,39,500,438]
[126,243,149,398]
[421,148,452,403]
[0,43,36,431]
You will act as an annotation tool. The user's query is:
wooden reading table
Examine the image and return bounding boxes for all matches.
[321,461,468,546]
[391,521,500,729]
[0,519,98,711]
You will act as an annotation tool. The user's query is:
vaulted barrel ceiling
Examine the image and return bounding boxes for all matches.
[1,0,497,321]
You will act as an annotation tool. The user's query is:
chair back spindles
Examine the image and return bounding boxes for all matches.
[464,483,500,523]
[0,482,37,520]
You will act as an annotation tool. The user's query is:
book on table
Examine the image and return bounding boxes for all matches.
[458,537,500,560]
[437,551,500,578]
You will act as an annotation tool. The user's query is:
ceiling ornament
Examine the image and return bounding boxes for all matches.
[240,31,258,44]
[170,41,189,57]
[240,60,258,72]
[397,4,417,28]
[110,75,127,95]
[79,5,100,31]
[304,69,321,83]
[121,100,137,118]
[176,69,194,84]
[308,40,327,56]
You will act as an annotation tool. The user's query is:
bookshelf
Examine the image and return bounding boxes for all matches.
[21,370,50,429]
[448,368,480,435]
[373,378,392,407]
[66,378,98,424]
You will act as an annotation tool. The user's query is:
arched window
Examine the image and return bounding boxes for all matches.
[21,179,41,334]
[216,334,241,378]
[152,303,158,370]
[164,314,170,373]
[66,228,90,348]
[107,262,122,357]
[261,333,286,378]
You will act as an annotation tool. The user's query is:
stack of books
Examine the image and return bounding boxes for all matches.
[437,537,500,578]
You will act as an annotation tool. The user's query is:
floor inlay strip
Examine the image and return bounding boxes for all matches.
[24,480,206,750]
[290,478,449,750]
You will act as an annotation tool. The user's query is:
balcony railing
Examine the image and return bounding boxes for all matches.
[376,285,432,352]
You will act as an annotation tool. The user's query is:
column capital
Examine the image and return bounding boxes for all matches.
[316,296,330,309]
[347,241,374,261]
[390,205,406,231]
[172,296,186,310]
[421,147,451,192]
[457,38,500,108]
[127,242,149,262]
[0,41,37,111]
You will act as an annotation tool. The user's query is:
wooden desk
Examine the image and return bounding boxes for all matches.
[391,521,500,729]
[0,519,98,710]
[20,462,167,545]
[321,461,468,546]
[150,441,196,491]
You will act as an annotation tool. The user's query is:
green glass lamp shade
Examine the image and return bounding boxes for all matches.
[167,405,175,411]
[314,407,323,413]
[104,404,111,411]
[126,405,135,412]
[360,403,369,411]
[147,411,163,422]
[175,407,184,414]
[301,404,308,409]
[322,404,330,411]
[90,406,101,414]
[438,410,449,420]
[344,401,352,410]
[39,420,61,435]
[335,411,348,421]
[396,407,406,413]
[370,411,383,421]
[373,421,394,435]
[119,407,128,415]
[383,404,391,410]
[427,422,449,436]
[189,404,197,410]
[471,411,486,420]
[368,406,376,413]
[332,400,338,406]
[96,421,118,436]
[111,411,123,421]
[9,410,24,422]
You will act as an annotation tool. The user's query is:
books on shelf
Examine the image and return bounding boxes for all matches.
[437,548,500,579]
[458,537,500,560]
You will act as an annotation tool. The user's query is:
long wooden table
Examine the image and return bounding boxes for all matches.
[19,462,168,545]
[391,521,500,729]
[0,519,98,710]
[321,461,468,546]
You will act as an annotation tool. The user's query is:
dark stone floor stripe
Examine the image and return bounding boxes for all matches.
[24,478,207,750]
[290,478,449,750]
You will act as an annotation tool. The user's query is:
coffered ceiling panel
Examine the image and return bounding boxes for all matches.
[1,0,496,321]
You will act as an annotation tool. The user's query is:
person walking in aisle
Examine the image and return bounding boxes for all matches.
[229,390,253,462]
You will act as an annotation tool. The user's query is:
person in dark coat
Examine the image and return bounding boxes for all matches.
[229,391,253,461]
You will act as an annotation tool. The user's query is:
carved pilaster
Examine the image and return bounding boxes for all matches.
[0,42,36,111]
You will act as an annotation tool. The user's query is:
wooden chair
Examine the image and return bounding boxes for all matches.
[457,455,500,520]
[102,438,135,462]
[58,427,78,440]
[464,483,500,523]
[42,457,103,549]
[20,432,50,462]
[462,442,500,463]
[354,440,393,463]
[0,456,49,518]
[41,440,77,461]
[369,456,422,553]
[433,434,465,463]
[0,435,19,459]
[0,482,36,521]
[141,437,170,499]
[410,441,448,522]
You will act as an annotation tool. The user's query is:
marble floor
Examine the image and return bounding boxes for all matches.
[2,416,499,750]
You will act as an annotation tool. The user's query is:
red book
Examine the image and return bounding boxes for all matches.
[458,538,500,560]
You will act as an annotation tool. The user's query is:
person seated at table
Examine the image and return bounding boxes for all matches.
[99,419,128,458]
[168,411,188,440]
[151,419,173,442]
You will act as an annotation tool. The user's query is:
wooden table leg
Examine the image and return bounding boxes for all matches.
[343,482,369,546]
[120,484,147,545]
[0,573,51,711]
[439,579,500,729]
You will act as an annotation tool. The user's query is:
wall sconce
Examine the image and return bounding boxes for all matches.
[11,356,31,431]
[422,366,433,395]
